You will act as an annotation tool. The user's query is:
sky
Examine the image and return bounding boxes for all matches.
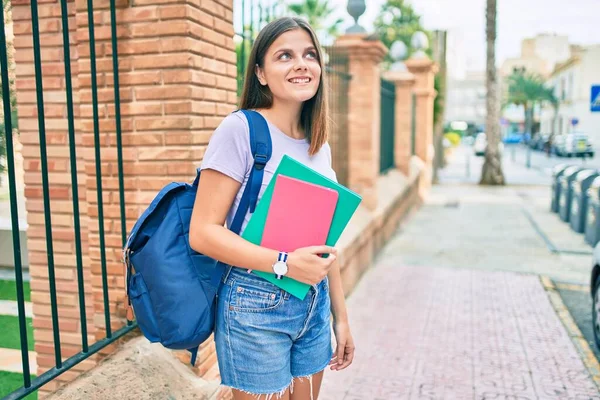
[234,0,600,75]
[329,0,600,72]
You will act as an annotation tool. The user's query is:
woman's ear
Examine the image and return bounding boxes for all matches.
[255,64,267,86]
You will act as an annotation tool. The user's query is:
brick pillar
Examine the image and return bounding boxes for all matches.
[12,0,236,396]
[333,34,387,210]
[405,57,437,196]
[383,70,416,176]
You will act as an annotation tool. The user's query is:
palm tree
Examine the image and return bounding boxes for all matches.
[505,72,548,138]
[480,0,505,185]
[541,85,559,136]
[287,0,344,39]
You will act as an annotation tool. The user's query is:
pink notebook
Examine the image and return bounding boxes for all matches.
[260,175,339,253]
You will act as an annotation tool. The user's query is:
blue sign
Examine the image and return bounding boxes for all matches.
[592,85,600,112]
[572,118,579,126]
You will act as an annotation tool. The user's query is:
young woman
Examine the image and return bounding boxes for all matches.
[189,17,354,400]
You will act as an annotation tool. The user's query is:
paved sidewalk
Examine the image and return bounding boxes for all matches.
[320,264,599,399]
[320,148,600,399]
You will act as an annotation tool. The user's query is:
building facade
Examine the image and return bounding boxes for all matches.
[444,71,487,128]
[541,45,600,145]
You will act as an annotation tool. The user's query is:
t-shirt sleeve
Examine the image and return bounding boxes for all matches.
[200,112,250,183]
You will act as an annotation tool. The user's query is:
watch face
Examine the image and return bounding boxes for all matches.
[273,261,288,275]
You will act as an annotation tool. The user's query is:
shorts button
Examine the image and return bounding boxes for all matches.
[270,293,276,300]
[237,287,243,293]
[229,306,234,310]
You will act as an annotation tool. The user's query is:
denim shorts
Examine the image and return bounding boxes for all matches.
[214,266,333,396]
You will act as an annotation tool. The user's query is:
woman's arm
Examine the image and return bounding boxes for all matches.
[189,169,337,285]
[327,260,348,324]
[328,260,355,371]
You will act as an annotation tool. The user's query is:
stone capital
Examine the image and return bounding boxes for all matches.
[333,34,388,63]
[383,70,416,86]
[405,57,439,74]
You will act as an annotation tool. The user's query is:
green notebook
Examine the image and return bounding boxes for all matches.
[241,155,362,300]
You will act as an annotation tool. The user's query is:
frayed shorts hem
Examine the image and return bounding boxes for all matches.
[220,361,330,399]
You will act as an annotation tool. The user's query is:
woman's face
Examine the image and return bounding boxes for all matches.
[256,28,321,105]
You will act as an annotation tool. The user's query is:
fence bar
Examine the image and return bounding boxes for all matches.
[31,0,63,368]
[109,0,127,249]
[0,5,32,387]
[411,93,417,156]
[250,0,254,46]
[86,0,112,338]
[58,0,89,352]
[4,324,137,400]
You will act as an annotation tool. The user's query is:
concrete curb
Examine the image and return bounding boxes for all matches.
[541,275,600,389]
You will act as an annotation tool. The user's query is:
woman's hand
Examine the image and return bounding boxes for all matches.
[286,246,337,285]
[330,321,355,371]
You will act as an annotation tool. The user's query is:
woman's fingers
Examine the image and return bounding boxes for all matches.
[338,346,355,370]
[330,344,355,370]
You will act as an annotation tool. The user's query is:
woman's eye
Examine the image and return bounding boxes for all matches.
[306,51,317,59]
[279,52,291,60]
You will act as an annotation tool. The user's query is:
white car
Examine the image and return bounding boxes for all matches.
[473,132,504,156]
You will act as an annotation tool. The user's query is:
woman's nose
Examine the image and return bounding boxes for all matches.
[294,57,308,70]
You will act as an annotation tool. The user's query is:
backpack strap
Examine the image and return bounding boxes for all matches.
[228,110,272,235]
[187,110,272,367]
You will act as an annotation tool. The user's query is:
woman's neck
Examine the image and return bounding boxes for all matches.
[258,101,304,140]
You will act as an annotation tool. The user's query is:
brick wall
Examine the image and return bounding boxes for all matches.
[12,0,236,396]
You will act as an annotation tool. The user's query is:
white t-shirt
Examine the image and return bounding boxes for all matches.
[200,110,337,235]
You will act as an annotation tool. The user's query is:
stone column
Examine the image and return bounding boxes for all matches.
[383,70,416,176]
[405,57,437,196]
[12,0,236,396]
[333,34,387,210]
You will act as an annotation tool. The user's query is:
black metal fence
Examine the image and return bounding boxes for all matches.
[380,78,396,173]
[411,93,417,156]
[325,48,351,187]
[0,0,136,397]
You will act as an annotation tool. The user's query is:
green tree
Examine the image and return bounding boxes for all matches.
[373,0,431,62]
[505,71,553,137]
[480,0,505,185]
[287,0,344,39]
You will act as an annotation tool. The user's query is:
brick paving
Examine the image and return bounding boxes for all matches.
[320,264,599,399]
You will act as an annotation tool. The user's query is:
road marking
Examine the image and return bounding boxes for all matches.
[542,276,600,389]
[554,282,590,293]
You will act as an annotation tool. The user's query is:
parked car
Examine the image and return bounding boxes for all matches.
[554,133,595,157]
[529,134,550,151]
[473,132,504,156]
[503,133,523,144]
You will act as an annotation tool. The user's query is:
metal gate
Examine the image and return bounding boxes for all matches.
[380,78,395,173]
[0,0,136,397]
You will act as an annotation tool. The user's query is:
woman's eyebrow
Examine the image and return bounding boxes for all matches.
[273,46,317,54]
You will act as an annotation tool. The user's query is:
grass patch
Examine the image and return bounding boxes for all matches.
[0,371,38,399]
[0,315,34,351]
[0,279,31,302]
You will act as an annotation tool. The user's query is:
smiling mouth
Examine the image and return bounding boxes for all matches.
[288,77,311,84]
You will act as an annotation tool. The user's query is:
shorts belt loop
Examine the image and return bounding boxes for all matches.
[222,264,234,283]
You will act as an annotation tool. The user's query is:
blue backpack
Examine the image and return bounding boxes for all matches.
[123,110,272,365]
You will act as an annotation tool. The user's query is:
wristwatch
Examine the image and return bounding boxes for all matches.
[272,252,289,280]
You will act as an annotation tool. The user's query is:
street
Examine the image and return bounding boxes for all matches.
[320,144,600,399]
